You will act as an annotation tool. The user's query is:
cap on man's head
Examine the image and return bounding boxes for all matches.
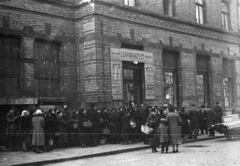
[191,104,195,107]
[216,102,219,105]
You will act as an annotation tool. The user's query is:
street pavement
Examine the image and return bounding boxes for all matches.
[0,133,225,166]
[45,138,240,166]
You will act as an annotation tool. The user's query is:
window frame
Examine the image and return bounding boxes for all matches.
[0,35,21,97]
[124,0,135,7]
[221,2,230,31]
[195,0,204,24]
[163,0,176,17]
[34,40,60,97]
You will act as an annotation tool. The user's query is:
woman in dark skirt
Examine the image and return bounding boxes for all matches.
[20,110,31,151]
[78,108,89,147]
[146,107,159,153]
[121,109,131,145]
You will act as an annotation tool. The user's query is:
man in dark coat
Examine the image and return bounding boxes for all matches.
[178,107,189,140]
[6,107,20,151]
[62,103,72,146]
[207,107,215,136]
[189,104,199,139]
[87,103,100,147]
[213,102,223,124]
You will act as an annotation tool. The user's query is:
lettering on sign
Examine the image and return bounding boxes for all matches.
[111,61,123,100]
[145,64,155,100]
[111,48,153,64]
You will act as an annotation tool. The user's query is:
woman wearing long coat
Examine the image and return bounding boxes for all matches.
[146,108,159,153]
[32,110,45,153]
[166,107,182,153]
[78,108,89,147]
[121,109,131,145]
[108,108,122,144]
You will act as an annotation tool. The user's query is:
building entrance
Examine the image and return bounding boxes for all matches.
[122,62,143,105]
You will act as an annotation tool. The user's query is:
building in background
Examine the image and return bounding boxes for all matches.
[0,0,240,115]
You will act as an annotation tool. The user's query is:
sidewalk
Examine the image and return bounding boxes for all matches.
[0,133,224,166]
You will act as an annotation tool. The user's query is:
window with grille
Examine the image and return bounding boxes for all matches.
[196,0,204,24]
[124,0,135,7]
[222,2,229,30]
[163,0,175,17]
[0,36,21,97]
[34,40,60,97]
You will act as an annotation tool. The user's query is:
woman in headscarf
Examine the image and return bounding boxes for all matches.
[166,107,182,153]
[32,109,45,153]
[20,110,31,151]
[146,107,159,153]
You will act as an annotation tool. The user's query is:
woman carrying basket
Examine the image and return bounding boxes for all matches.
[146,107,159,153]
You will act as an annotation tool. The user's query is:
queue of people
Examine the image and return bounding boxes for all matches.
[4,102,223,154]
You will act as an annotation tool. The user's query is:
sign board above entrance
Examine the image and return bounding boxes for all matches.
[111,48,153,64]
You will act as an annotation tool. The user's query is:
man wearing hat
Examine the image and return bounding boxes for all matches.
[213,102,223,124]
[189,104,199,139]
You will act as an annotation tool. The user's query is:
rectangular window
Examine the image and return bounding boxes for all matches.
[164,0,175,17]
[0,36,20,98]
[162,50,179,106]
[196,55,210,107]
[196,0,204,24]
[222,2,229,30]
[124,0,135,7]
[223,59,234,109]
[34,40,60,97]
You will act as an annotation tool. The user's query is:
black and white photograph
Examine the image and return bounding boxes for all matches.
[0,0,240,165]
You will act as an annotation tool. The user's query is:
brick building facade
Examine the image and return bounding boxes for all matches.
[0,0,239,114]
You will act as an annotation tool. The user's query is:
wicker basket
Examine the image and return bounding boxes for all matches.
[98,138,106,145]
[82,121,93,128]
[102,128,110,135]
[141,125,153,135]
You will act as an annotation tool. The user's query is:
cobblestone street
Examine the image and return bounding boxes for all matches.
[46,138,240,166]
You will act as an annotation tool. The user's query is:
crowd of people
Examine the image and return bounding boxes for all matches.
[4,101,223,154]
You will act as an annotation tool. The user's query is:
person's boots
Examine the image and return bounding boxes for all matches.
[22,143,26,151]
[151,147,156,153]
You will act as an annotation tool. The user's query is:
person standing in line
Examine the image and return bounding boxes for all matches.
[146,108,159,153]
[166,107,182,153]
[206,107,216,136]
[158,118,169,153]
[178,107,189,140]
[32,109,45,153]
[20,110,31,151]
[213,102,223,124]
[87,103,100,147]
[6,106,20,151]
[121,109,131,145]
[189,104,199,139]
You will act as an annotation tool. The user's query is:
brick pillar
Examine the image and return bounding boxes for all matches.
[209,57,224,109]
[22,37,35,97]
[179,52,197,108]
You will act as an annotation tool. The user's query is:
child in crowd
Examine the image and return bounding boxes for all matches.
[158,118,169,153]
